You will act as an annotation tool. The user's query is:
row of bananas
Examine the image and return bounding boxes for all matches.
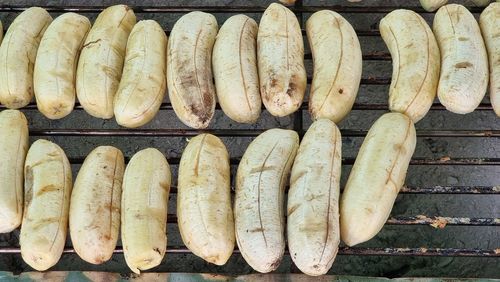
[0,2,497,129]
[0,109,415,276]
[0,3,310,128]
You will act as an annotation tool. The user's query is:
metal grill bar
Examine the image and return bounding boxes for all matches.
[0,5,485,13]
[3,102,494,111]
[166,185,500,194]
[2,27,382,38]
[0,247,497,257]
[399,185,500,194]
[30,129,500,138]
[385,216,500,226]
[163,215,500,226]
[63,157,500,166]
[1,30,384,44]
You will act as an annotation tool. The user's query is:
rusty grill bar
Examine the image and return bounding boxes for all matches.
[0,5,486,13]
[0,2,498,274]
[0,247,497,257]
[26,129,500,138]
[0,102,495,110]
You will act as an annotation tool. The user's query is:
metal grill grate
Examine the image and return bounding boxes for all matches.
[0,0,498,277]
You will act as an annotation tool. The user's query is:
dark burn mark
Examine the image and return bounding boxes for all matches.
[190,104,211,125]
[338,88,344,94]
[455,62,473,69]
[36,184,59,197]
[202,91,213,107]
[270,258,282,270]
[286,74,299,97]
[270,77,278,88]
[24,166,34,208]
[404,43,414,49]
[286,81,296,96]
[153,247,161,255]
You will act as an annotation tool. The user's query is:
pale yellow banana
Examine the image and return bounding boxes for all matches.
[234,128,299,273]
[114,20,167,128]
[420,0,448,11]
[177,134,234,265]
[0,7,52,109]
[0,110,29,233]
[20,139,72,271]
[287,119,341,276]
[121,148,171,274]
[213,15,261,124]
[307,10,362,123]
[69,146,125,264]
[258,3,306,117]
[167,12,218,129]
[480,3,500,116]
[433,4,489,114]
[340,113,416,246]
[380,9,440,122]
[76,5,136,119]
[34,13,91,119]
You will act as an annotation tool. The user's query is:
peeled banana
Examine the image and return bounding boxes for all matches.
[0,110,29,233]
[20,139,72,271]
[76,5,136,119]
[340,113,416,246]
[433,4,489,114]
[213,15,261,124]
[480,3,500,116]
[0,7,52,109]
[258,3,306,117]
[177,134,234,265]
[167,12,218,129]
[234,128,299,273]
[121,148,171,274]
[69,146,125,264]
[419,0,448,12]
[380,9,440,122]
[306,10,362,123]
[287,119,341,276]
[114,20,167,128]
[34,13,91,119]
